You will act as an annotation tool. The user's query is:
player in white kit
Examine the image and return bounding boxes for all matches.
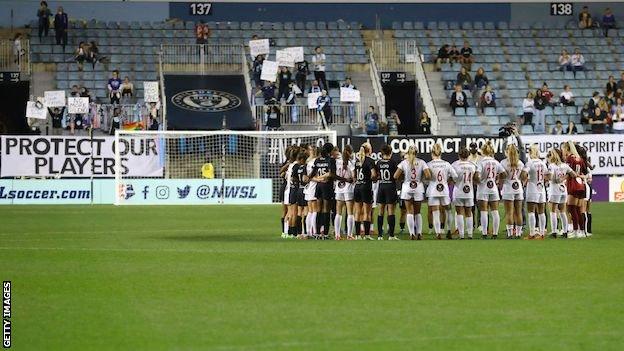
[452,147,479,239]
[394,146,431,240]
[334,145,355,240]
[500,144,527,239]
[547,148,576,238]
[524,144,551,239]
[303,145,319,237]
[476,141,506,239]
[427,144,457,239]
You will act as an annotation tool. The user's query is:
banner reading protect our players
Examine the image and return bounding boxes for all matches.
[0,135,164,178]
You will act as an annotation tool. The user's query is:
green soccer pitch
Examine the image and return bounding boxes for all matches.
[1,203,623,350]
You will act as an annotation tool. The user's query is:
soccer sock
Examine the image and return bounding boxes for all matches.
[406,214,415,236]
[569,206,578,230]
[506,224,513,237]
[355,221,361,236]
[310,212,317,235]
[281,217,285,234]
[324,212,331,236]
[582,212,588,233]
[445,209,453,232]
[284,217,289,235]
[315,212,323,234]
[347,215,355,237]
[363,221,371,237]
[515,225,523,237]
[334,214,342,238]
[415,214,423,235]
[456,214,464,238]
[550,212,558,234]
[491,210,500,236]
[400,221,405,230]
[388,215,396,237]
[480,211,489,236]
[528,213,536,236]
[296,216,302,235]
[559,212,568,234]
[538,213,546,236]
[377,215,384,237]
[587,212,592,233]
[466,216,474,238]
[432,210,441,235]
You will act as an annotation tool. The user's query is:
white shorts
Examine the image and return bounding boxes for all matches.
[335,192,354,202]
[453,197,474,207]
[549,194,566,204]
[585,184,591,201]
[502,192,524,201]
[283,188,291,204]
[476,192,500,202]
[526,192,546,203]
[428,196,450,206]
[400,182,425,201]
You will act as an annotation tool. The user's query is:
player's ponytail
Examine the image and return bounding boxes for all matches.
[381,144,392,158]
[342,145,353,170]
[406,145,417,168]
[563,140,579,158]
[431,143,442,159]
[458,146,469,160]
[481,141,494,157]
[506,144,519,169]
[529,144,540,159]
[358,142,371,162]
[548,148,562,165]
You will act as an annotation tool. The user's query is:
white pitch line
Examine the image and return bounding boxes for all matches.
[0,246,424,254]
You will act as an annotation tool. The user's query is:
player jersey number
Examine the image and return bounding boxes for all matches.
[380,169,391,181]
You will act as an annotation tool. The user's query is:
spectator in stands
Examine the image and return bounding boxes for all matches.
[480,85,496,113]
[87,41,100,70]
[148,116,159,131]
[387,109,401,136]
[70,84,80,97]
[602,8,616,37]
[566,121,578,134]
[606,75,617,95]
[580,103,591,124]
[252,55,264,88]
[285,82,298,122]
[73,42,87,71]
[295,59,309,96]
[541,83,555,106]
[559,85,575,106]
[418,111,431,135]
[195,20,210,44]
[612,103,624,134]
[312,46,327,91]
[578,6,593,29]
[80,86,92,102]
[48,106,65,135]
[460,41,474,70]
[534,90,548,133]
[571,48,585,74]
[341,77,357,122]
[54,6,68,52]
[121,76,134,103]
[258,81,276,102]
[309,80,321,94]
[364,106,379,135]
[449,45,460,64]
[588,91,601,111]
[590,106,607,133]
[522,91,535,126]
[551,120,564,135]
[435,44,451,71]
[558,49,572,71]
[107,70,122,104]
[317,90,333,125]
[473,67,489,107]
[13,34,25,70]
[456,66,472,91]
[146,101,161,128]
[611,97,624,116]
[277,67,292,101]
[450,84,468,115]
[37,1,52,40]
[605,89,616,107]
[109,107,121,135]
[618,72,624,91]
[265,105,281,130]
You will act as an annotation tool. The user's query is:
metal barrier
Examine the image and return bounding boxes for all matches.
[160,44,244,74]
[0,39,30,75]
[256,103,361,127]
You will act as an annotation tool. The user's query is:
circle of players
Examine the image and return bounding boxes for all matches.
[280,140,593,240]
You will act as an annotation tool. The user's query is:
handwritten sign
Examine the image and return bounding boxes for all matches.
[260,60,278,82]
[44,90,66,107]
[143,81,160,103]
[276,49,295,67]
[285,47,304,63]
[67,97,90,114]
[340,87,361,102]
[307,92,322,109]
[249,39,270,58]
[26,101,47,119]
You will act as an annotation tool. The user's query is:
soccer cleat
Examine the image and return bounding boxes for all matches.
[549,233,557,239]
[576,231,586,238]
[586,232,593,238]
[446,232,453,240]
[436,234,442,240]
[417,234,423,240]
[492,235,498,239]
[377,236,384,240]
[568,231,576,239]
[524,235,535,240]
[410,234,416,240]
[536,235,544,240]
[281,233,287,238]
[388,236,400,241]
[506,235,513,240]
[467,236,473,240]
[288,235,295,239]
[365,235,375,241]
[335,235,341,241]
[346,235,355,240]
[481,235,488,240]
[355,235,362,240]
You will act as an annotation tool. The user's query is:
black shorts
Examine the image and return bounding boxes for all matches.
[287,188,298,205]
[296,188,307,207]
[354,183,373,204]
[315,183,334,201]
[377,184,397,204]
[279,181,287,200]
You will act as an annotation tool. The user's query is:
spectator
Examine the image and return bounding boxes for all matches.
[590,106,607,133]
[418,111,431,135]
[602,8,616,37]
[448,45,460,64]
[450,84,468,115]
[566,121,578,134]
[540,82,555,106]
[473,67,489,90]
[522,91,535,126]
[79,86,92,102]
[606,75,617,95]
[559,85,575,106]
[364,106,379,135]
[618,72,624,91]
[258,81,276,102]
[386,109,401,136]
[195,21,210,44]
[146,101,161,127]
[460,41,474,69]
[73,42,87,71]
[605,89,615,106]
[13,34,25,70]
[48,106,65,135]
[120,76,134,103]
[612,104,624,134]
[551,120,564,135]
[580,103,591,124]
[533,90,547,133]
[285,82,298,122]
[69,84,80,97]
[341,77,357,123]
[53,6,68,52]
[148,116,159,131]
[277,66,292,101]
[312,46,327,91]
[107,70,122,104]
[252,55,264,88]
[317,90,332,125]
[571,48,585,73]
[37,1,51,40]
[480,85,496,113]
[86,41,100,69]
[578,6,593,29]
[435,44,450,71]
[611,97,624,116]
[109,107,121,135]
[295,59,309,96]
[309,79,321,94]
[265,105,281,130]
[456,66,472,90]
[558,49,572,71]
[588,91,601,111]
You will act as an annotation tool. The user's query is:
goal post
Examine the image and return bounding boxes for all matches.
[114,130,337,205]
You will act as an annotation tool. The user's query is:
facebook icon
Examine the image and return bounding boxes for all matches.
[142,186,149,199]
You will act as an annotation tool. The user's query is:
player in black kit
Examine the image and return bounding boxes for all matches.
[310,143,336,239]
[353,142,377,240]
[375,144,399,240]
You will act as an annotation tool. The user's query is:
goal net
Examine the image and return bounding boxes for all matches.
[114,130,337,205]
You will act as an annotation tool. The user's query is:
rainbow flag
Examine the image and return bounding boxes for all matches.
[122,121,143,130]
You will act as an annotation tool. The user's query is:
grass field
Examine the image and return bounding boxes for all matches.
[1,203,624,350]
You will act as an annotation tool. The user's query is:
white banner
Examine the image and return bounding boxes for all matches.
[609,176,624,202]
[143,81,159,103]
[405,54,417,63]
[249,39,270,58]
[285,46,304,63]
[44,91,66,107]
[276,49,295,67]
[67,97,89,114]
[307,92,322,109]
[260,60,278,82]
[340,87,360,102]
[0,136,164,178]
[25,101,47,119]
[522,134,624,175]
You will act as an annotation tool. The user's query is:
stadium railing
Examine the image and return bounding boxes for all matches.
[255,103,361,127]
[158,48,168,130]
[368,48,386,120]
[159,43,244,74]
[0,39,30,75]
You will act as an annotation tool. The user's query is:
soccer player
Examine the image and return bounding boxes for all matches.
[500,144,527,239]
[304,145,319,238]
[547,148,576,238]
[334,145,355,240]
[394,146,431,240]
[577,145,594,237]
[524,144,551,239]
[290,151,308,238]
[427,144,458,239]
[376,144,399,240]
[280,146,295,238]
[310,143,336,240]
[353,143,377,240]
[476,141,506,239]
[563,141,588,238]
[283,147,300,238]
[452,147,479,239]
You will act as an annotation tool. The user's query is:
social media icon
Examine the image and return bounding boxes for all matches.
[155,186,170,199]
